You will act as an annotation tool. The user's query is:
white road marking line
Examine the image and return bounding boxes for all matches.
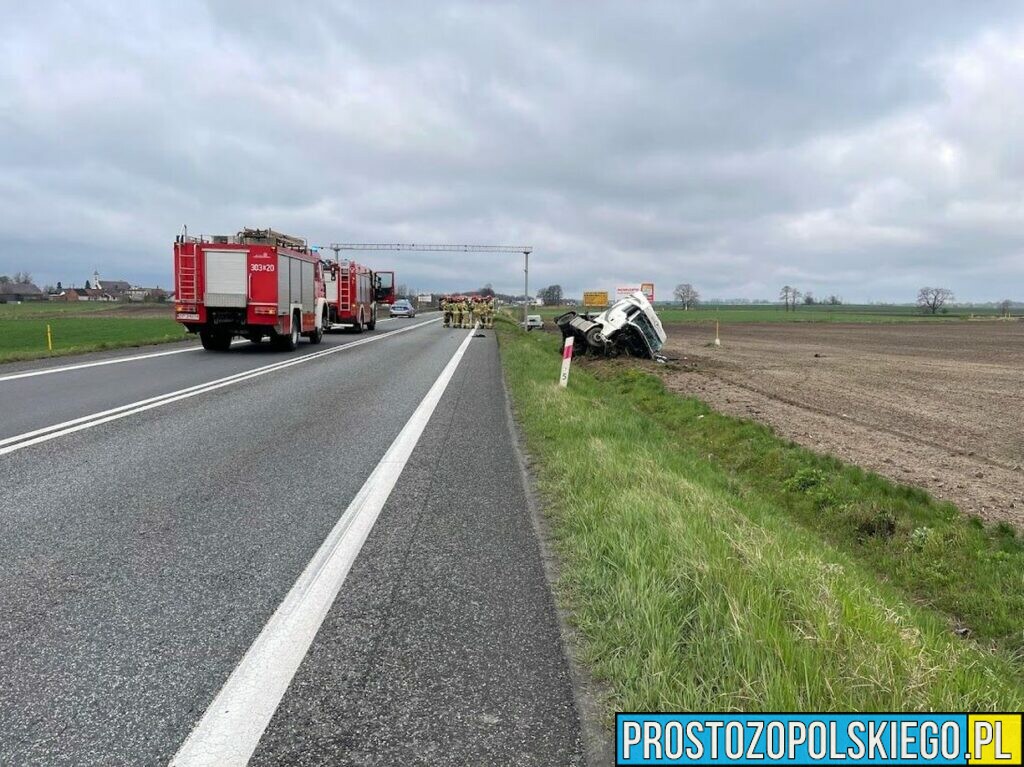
[0,342,244,383]
[0,318,441,457]
[0,313,429,384]
[170,325,476,767]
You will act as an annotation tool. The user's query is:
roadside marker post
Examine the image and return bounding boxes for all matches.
[714,320,721,347]
[47,324,53,352]
[559,337,574,387]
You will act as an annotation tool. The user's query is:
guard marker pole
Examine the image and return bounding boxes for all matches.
[714,320,721,347]
[47,324,53,352]
[559,337,574,387]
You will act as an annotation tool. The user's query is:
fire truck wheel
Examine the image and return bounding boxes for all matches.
[200,329,232,352]
[352,311,365,334]
[273,313,300,351]
[308,318,324,345]
[366,310,376,331]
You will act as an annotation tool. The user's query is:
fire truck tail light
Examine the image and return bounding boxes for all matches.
[176,303,197,313]
[253,306,277,316]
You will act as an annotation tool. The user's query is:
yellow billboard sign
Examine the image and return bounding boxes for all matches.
[583,291,609,308]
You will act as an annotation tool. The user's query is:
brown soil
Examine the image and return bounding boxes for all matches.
[659,321,1024,526]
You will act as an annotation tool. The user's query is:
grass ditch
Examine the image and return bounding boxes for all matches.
[497,318,1024,711]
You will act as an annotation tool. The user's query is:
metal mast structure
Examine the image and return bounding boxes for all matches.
[327,243,534,327]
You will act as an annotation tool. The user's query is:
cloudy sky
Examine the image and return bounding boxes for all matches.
[3,1,1024,302]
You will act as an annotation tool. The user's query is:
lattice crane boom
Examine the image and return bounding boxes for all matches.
[322,243,535,326]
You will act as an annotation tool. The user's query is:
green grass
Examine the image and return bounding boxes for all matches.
[0,315,187,362]
[497,318,1024,712]
[534,303,1015,324]
[0,301,157,318]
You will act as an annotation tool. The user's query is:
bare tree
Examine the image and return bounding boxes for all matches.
[916,287,954,314]
[999,299,1012,317]
[803,292,816,305]
[673,282,700,310]
[779,286,803,311]
[826,294,842,305]
[12,271,33,284]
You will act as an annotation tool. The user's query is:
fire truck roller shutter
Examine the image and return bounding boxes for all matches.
[204,249,248,308]
[364,272,373,304]
[289,258,302,305]
[301,260,314,307]
[277,254,290,315]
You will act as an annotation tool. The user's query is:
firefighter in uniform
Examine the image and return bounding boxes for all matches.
[441,296,451,328]
[483,297,494,328]
[452,297,464,329]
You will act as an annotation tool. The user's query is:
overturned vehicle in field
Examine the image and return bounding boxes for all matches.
[555,291,667,360]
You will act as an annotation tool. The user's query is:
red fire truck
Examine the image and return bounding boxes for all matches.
[322,260,396,332]
[173,228,328,351]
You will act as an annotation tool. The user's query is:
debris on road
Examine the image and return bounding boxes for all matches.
[554,291,667,360]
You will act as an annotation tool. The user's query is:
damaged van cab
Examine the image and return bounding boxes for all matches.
[554,291,666,359]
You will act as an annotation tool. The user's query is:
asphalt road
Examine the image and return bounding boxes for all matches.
[0,316,588,766]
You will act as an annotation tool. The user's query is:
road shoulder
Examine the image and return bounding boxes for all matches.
[500,349,614,767]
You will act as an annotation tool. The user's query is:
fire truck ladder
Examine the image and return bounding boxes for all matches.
[177,247,198,302]
[326,243,534,326]
[339,262,351,311]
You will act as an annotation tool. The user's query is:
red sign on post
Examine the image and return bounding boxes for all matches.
[618,283,655,302]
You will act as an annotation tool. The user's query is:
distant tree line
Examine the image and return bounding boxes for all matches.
[0,272,34,285]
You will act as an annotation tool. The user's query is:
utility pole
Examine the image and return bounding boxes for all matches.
[523,249,529,329]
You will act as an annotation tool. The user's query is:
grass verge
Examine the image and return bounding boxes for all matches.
[497,318,1024,711]
[0,316,188,363]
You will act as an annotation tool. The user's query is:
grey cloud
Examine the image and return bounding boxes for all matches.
[2,1,1024,301]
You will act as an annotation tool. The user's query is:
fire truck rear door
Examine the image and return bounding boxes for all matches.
[204,249,247,308]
